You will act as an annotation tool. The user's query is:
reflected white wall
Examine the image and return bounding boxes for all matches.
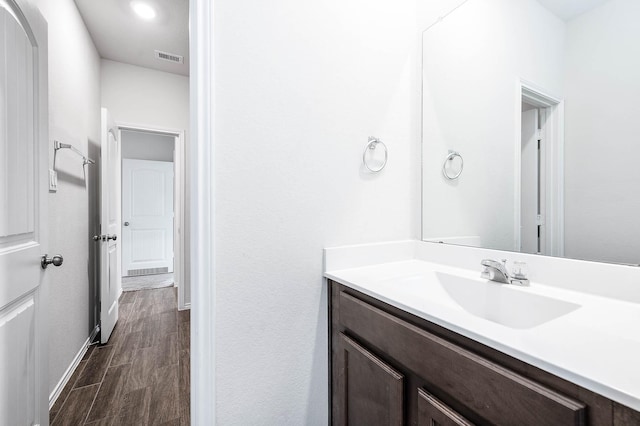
[421,0,565,250]
[564,0,640,264]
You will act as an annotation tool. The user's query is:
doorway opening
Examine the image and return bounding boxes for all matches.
[520,102,543,254]
[516,83,564,257]
[119,126,187,308]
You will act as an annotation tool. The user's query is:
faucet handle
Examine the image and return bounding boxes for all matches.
[501,259,509,274]
[512,261,528,279]
[480,267,491,280]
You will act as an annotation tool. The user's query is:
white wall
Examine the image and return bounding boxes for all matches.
[211,0,422,422]
[421,0,565,250]
[30,0,102,395]
[101,60,189,131]
[121,130,174,162]
[564,0,640,264]
[101,60,191,302]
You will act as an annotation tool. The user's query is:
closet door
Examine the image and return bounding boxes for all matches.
[122,158,174,275]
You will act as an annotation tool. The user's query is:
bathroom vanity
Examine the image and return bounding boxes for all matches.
[325,241,640,425]
[327,1,640,423]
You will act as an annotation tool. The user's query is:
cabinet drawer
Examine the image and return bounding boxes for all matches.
[338,291,586,425]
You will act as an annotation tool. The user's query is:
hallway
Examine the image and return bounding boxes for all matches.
[49,287,190,425]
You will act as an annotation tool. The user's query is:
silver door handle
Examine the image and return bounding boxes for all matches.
[41,254,64,269]
[124,222,130,226]
[93,234,117,241]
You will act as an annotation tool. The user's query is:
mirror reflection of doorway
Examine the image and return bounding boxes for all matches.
[121,129,176,291]
[520,102,544,254]
[518,84,564,258]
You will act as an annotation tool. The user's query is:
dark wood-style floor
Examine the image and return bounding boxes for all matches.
[49,287,190,425]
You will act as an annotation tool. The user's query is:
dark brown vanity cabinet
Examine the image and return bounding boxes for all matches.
[329,280,640,425]
[334,333,404,425]
[417,389,474,426]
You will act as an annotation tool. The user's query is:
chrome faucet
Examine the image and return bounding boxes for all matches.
[481,259,529,286]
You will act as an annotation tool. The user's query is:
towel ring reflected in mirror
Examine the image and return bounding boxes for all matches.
[442,150,463,180]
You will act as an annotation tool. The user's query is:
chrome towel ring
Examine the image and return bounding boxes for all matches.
[442,150,463,180]
[363,136,388,173]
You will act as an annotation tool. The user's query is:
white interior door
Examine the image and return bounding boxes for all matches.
[122,159,174,275]
[0,1,49,424]
[98,108,121,344]
[521,107,539,254]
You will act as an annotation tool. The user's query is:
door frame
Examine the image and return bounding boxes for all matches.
[117,123,188,310]
[190,0,215,422]
[514,80,564,257]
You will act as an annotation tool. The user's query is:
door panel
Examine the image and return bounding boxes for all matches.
[418,389,474,426]
[334,333,404,425]
[0,1,49,424]
[106,241,118,317]
[0,10,35,238]
[0,296,36,425]
[132,229,166,259]
[99,108,121,344]
[122,159,174,275]
[521,108,539,254]
[108,132,119,230]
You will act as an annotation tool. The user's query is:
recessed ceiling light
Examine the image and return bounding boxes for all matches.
[131,1,156,20]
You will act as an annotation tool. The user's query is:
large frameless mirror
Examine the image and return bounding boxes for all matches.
[421,0,640,266]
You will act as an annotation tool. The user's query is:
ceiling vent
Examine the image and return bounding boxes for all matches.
[154,50,184,64]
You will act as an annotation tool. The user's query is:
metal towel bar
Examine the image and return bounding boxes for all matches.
[53,140,95,169]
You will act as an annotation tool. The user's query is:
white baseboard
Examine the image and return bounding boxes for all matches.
[48,337,90,409]
[178,302,191,311]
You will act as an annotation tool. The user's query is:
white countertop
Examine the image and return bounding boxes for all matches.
[324,241,640,411]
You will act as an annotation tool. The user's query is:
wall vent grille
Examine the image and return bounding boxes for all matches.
[154,50,184,64]
[126,267,169,276]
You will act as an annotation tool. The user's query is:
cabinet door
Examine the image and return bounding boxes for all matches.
[338,291,587,425]
[418,389,474,426]
[333,333,404,425]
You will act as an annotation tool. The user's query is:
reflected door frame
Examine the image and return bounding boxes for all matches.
[515,81,565,257]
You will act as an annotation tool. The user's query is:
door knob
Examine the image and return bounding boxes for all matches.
[93,234,117,241]
[41,254,64,269]
[124,222,130,226]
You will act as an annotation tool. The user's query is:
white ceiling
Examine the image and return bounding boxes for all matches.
[73,0,609,77]
[536,0,612,21]
[74,0,189,76]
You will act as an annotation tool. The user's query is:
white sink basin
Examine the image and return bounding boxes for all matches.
[433,272,581,329]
